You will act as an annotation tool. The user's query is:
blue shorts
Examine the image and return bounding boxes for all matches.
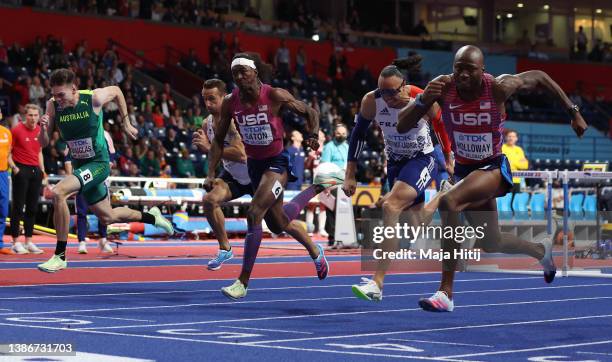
[247,150,297,191]
[387,152,437,206]
[219,169,253,199]
[454,154,513,195]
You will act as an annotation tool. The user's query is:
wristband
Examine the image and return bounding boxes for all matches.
[414,93,426,107]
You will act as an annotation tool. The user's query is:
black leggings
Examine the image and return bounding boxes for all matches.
[11,163,43,239]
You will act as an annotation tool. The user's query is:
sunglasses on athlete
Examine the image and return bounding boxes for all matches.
[379,80,405,98]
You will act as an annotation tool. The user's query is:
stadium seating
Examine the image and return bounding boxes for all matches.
[583,194,597,220]
[529,192,546,220]
[569,193,585,219]
[512,193,530,220]
[496,193,513,220]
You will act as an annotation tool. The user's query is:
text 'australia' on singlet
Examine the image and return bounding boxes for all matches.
[54,90,109,165]
[374,86,434,162]
[441,73,505,165]
[231,84,284,160]
[204,114,251,185]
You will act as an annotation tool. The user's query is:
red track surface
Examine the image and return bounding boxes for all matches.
[2,236,608,287]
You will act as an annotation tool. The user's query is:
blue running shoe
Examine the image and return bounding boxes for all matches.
[207,248,233,271]
[313,244,329,279]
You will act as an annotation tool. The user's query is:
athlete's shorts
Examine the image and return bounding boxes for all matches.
[247,149,297,191]
[454,154,513,195]
[387,152,437,206]
[219,169,253,199]
[73,161,110,205]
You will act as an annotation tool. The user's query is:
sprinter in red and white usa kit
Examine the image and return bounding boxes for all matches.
[398,45,588,312]
[205,53,331,300]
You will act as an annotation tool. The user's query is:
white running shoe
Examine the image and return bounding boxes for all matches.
[98,238,114,253]
[78,241,88,254]
[12,241,29,254]
[221,280,247,300]
[419,291,455,312]
[351,277,383,301]
[538,235,556,283]
[25,242,44,254]
[314,162,345,188]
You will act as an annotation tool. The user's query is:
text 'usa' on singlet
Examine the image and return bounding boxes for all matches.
[441,73,505,165]
[231,84,285,160]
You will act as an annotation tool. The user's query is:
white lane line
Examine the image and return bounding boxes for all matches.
[80,297,612,331]
[0,276,546,300]
[387,338,493,348]
[0,322,466,361]
[70,314,155,322]
[218,326,313,335]
[243,312,612,345]
[440,340,612,359]
[576,351,612,356]
[3,283,607,318]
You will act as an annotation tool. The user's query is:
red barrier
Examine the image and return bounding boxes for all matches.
[517,58,612,99]
[0,7,395,80]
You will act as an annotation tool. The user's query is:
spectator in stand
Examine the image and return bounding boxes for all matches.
[320,123,348,247]
[296,46,307,84]
[275,39,291,80]
[140,93,155,113]
[9,104,46,255]
[305,130,327,237]
[163,128,180,151]
[13,76,30,106]
[502,129,529,199]
[286,130,305,191]
[140,149,160,176]
[176,148,195,178]
[151,105,165,128]
[118,146,137,176]
[29,76,45,107]
[353,64,374,97]
[576,26,588,59]
[412,19,429,36]
[159,92,174,118]
[192,106,204,128]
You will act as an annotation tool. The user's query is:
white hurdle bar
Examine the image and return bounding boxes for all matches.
[512,171,612,277]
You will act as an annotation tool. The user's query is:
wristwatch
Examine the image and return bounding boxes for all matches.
[568,104,579,115]
[415,93,426,107]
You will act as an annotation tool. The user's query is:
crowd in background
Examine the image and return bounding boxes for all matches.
[0,25,610,186]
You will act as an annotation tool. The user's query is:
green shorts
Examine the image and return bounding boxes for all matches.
[73,161,110,205]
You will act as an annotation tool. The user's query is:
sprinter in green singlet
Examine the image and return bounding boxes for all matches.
[37,68,174,273]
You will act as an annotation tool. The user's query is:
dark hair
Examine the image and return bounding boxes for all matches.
[379,65,404,79]
[391,53,422,73]
[49,68,76,87]
[504,128,518,137]
[232,52,273,83]
[203,78,227,94]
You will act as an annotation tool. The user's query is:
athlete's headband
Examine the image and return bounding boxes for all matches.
[231,58,256,70]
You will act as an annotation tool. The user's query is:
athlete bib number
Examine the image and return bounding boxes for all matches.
[453,131,493,160]
[240,124,274,146]
[67,137,95,159]
[79,169,93,185]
